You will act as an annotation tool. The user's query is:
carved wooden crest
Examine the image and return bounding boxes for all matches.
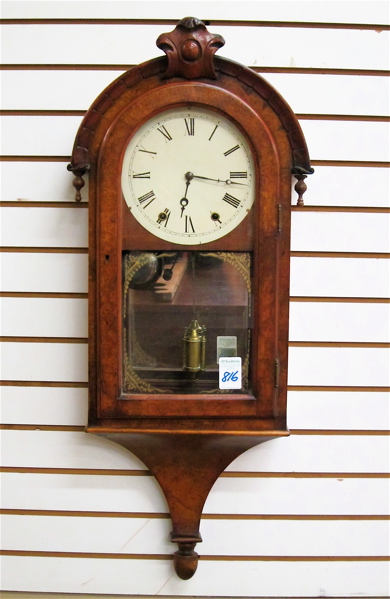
[156,17,225,79]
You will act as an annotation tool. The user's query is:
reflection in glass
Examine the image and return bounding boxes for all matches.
[123,251,252,394]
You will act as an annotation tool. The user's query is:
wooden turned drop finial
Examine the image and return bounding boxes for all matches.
[294,174,308,206]
[156,17,225,79]
[67,163,88,202]
[171,534,201,579]
[72,172,85,203]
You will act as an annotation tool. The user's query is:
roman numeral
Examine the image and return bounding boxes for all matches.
[132,171,151,179]
[185,215,195,233]
[184,118,195,136]
[138,190,156,208]
[209,124,218,141]
[230,171,247,179]
[224,145,240,157]
[157,125,173,141]
[222,193,241,208]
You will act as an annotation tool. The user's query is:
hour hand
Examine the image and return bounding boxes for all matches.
[180,175,192,217]
[180,198,188,217]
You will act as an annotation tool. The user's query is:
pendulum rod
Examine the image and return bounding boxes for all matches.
[182,253,206,377]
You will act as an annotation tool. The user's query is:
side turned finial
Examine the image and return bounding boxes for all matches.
[156,17,225,79]
[67,164,88,202]
[71,170,85,203]
[294,174,308,207]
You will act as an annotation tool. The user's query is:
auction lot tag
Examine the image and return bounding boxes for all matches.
[219,357,242,390]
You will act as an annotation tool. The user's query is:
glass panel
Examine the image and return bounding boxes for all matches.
[122,251,252,395]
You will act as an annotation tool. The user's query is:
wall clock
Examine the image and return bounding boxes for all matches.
[68,17,313,579]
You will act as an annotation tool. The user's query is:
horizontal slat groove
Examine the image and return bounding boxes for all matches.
[290,429,390,436]
[0,247,88,254]
[1,248,389,259]
[290,252,390,259]
[1,338,388,348]
[288,386,390,392]
[0,467,149,476]
[256,67,390,76]
[0,156,70,162]
[0,381,88,388]
[0,19,389,30]
[0,293,388,303]
[289,342,390,348]
[0,467,388,478]
[0,424,388,435]
[1,156,389,169]
[203,555,390,562]
[2,65,390,77]
[1,383,388,392]
[311,160,390,168]
[0,110,85,116]
[0,425,85,431]
[2,509,388,521]
[0,549,165,560]
[0,292,88,299]
[0,549,388,562]
[1,203,389,214]
[0,201,88,208]
[290,297,390,303]
[2,110,389,122]
[291,206,390,214]
[0,337,88,344]
[299,114,390,122]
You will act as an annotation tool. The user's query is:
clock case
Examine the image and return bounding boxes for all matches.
[68,18,313,579]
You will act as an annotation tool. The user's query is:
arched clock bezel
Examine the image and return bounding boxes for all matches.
[120,104,257,246]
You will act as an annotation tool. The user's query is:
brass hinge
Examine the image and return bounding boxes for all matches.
[274,358,280,388]
[277,204,282,234]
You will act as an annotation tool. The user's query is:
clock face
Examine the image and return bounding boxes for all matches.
[121,106,255,244]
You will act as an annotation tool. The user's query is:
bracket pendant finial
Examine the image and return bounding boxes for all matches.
[156,17,225,80]
[294,174,308,206]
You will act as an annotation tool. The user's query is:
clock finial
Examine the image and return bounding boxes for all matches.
[156,17,225,79]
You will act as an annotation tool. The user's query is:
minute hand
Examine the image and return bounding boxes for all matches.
[192,174,247,186]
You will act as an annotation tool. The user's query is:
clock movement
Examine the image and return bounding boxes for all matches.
[68,17,313,579]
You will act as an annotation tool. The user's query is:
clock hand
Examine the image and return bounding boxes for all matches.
[180,197,188,216]
[192,174,246,186]
[180,172,194,217]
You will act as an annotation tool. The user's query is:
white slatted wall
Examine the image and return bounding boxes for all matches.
[1,1,389,597]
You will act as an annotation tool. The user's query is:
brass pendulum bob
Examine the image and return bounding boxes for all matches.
[183,319,206,379]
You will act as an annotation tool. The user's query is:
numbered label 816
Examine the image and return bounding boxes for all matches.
[219,357,242,390]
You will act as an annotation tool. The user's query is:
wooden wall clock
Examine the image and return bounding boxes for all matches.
[68,17,313,579]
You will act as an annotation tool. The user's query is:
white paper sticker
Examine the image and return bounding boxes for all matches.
[219,357,242,390]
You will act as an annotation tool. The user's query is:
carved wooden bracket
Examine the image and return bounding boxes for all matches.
[156,17,225,79]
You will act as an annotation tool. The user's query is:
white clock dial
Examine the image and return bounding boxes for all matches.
[121,106,255,244]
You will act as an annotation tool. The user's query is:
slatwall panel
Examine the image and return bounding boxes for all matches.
[1,2,389,598]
